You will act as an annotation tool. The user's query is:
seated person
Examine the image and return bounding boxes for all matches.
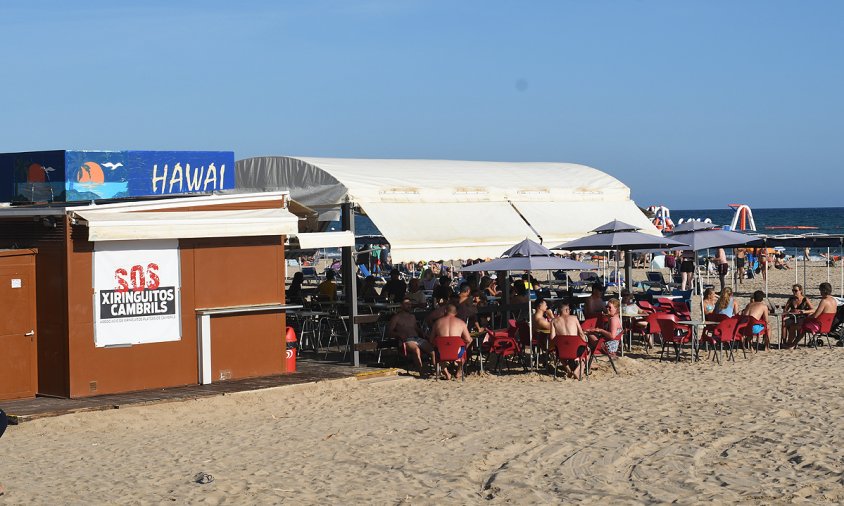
[287,272,305,304]
[405,278,427,307]
[620,290,649,332]
[698,287,717,317]
[429,304,473,380]
[432,275,454,302]
[774,253,791,270]
[382,269,407,301]
[782,283,813,345]
[317,270,337,302]
[387,298,433,374]
[479,276,500,298]
[550,303,588,379]
[510,282,530,304]
[360,275,381,302]
[820,252,837,267]
[583,284,606,318]
[793,282,838,348]
[741,290,770,349]
[585,298,622,354]
[714,287,738,317]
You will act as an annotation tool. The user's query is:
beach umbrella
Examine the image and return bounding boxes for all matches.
[669,224,757,308]
[461,238,596,368]
[553,220,690,290]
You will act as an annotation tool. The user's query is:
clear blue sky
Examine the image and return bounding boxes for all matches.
[2,1,842,209]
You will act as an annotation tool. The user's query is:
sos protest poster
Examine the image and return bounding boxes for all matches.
[93,239,181,347]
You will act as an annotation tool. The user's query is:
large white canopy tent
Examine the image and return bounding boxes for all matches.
[236,157,659,263]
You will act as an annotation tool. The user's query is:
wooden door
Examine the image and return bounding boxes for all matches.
[0,260,38,400]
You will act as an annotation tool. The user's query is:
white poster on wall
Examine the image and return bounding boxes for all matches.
[93,239,181,347]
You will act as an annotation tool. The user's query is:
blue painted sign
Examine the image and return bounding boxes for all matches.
[1,150,235,202]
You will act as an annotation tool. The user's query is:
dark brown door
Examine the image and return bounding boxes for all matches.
[0,261,38,400]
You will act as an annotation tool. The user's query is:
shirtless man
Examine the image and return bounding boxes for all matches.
[741,290,770,350]
[532,298,554,350]
[583,284,606,318]
[550,303,587,378]
[429,304,473,380]
[387,298,432,374]
[797,282,839,348]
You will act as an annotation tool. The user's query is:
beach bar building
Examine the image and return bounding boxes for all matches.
[0,150,307,400]
[236,157,661,365]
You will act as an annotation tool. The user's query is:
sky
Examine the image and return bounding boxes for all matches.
[1,0,842,209]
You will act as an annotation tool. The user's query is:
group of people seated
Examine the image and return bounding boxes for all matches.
[697,282,838,349]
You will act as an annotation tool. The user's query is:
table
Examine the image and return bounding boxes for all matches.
[621,314,647,355]
[678,320,708,362]
[288,310,331,351]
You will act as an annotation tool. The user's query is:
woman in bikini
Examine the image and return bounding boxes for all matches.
[783,284,813,346]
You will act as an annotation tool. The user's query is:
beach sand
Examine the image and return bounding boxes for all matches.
[1,264,843,504]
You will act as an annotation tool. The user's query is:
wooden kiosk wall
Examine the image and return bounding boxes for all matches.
[0,198,288,399]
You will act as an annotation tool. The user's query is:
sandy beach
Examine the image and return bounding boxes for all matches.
[1,263,843,504]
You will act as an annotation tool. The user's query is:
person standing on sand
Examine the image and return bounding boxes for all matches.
[714,248,729,291]
[735,249,747,284]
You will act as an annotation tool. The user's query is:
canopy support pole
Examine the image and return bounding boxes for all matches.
[341,201,360,367]
[624,251,633,293]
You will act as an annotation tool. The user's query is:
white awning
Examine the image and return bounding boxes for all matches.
[361,201,537,262]
[512,200,660,246]
[236,157,659,261]
[294,231,355,249]
[74,209,299,241]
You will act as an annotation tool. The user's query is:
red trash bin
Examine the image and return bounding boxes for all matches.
[285,326,298,372]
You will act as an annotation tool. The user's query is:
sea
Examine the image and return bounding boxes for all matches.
[673,207,844,236]
[333,207,844,257]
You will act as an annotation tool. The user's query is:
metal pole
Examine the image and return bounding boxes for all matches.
[624,250,633,293]
[795,248,798,285]
[341,201,360,366]
[828,247,831,284]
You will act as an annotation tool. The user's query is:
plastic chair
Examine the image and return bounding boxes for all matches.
[707,316,740,363]
[432,336,467,381]
[488,333,526,374]
[737,315,770,351]
[801,312,836,349]
[656,315,692,362]
[550,335,590,380]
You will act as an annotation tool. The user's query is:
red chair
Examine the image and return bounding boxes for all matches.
[801,312,836,349]
[432,336,466,381]
[488,334,525,374]
[636,300,657,314]
[701,313,728,344]
[709,316,740,363]
[655,298,676,313]
[670,301,692,320]
[550,335,590,380]
[656,315,692,362]
[580,317,599,331]
[738,315,770,351]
